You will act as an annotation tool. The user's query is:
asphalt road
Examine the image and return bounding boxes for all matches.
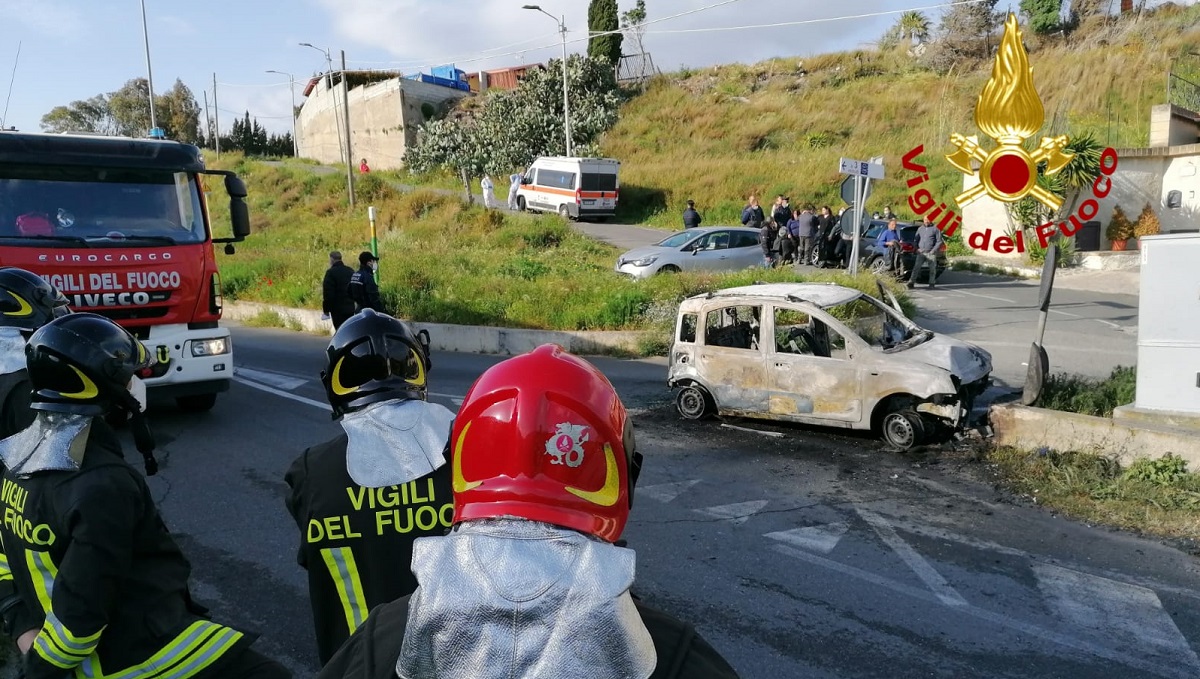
[120,324,1199,679]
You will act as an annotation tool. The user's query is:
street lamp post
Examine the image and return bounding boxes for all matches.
[139,0,159,135]
[266,70,299,157]
[300,42,343,164]
[300,42,355,208]
[523,4,571,157]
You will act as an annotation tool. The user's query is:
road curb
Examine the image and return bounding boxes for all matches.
[989,403,1200,463]
[223,301,652,356]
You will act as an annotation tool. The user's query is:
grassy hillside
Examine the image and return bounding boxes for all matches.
[207,155,912,337]
[602,5,1200,227]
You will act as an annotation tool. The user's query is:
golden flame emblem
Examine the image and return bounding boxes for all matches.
[946,13,1073,211]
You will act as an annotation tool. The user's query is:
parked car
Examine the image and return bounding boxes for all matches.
[516,156,619,221]
[615,226,763,279]
[667,282,992,450]
[863,223,949,283]
[809,219,887,267]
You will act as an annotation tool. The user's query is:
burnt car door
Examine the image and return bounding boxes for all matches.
[766,303,865,425]
[697,303,768,414]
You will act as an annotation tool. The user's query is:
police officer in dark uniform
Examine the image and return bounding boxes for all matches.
[0,313,291,679]
[348,252,384,314]
[0,267,70,439]
[285,309,454,665]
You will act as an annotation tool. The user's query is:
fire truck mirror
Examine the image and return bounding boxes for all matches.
[224,174,248,199]
[229,199,250,240]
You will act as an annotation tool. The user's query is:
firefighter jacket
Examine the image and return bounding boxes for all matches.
[285,434,453,665]
[315,594,743,679]
[0,418,251,679]
[0,369,35,440]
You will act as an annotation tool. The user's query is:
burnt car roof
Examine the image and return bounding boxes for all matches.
[687,283,864,308]
[0,131,205,172]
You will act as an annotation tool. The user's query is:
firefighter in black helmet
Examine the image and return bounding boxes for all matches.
[285,308,454,665]
[0,313,291,679]
[0,267,70,438]
[0,267,70,655]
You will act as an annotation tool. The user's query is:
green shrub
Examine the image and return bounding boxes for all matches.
[1122,454,1190,486]
[1037,365,1136,417]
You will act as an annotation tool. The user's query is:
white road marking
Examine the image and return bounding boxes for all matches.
[1049,309,1082,318]
[694,500,769,526]
[720,423,784,437]
[958,340,1133,355]
[1034,563,1200,670]
[764,522,849,554]
[233,376,329,411]
[233,367,307,391]
[639,480,702,503]
[857,507,968,607]
[946,288,1017,304]
[1093,318,1124,330]
[772,544,1195,679]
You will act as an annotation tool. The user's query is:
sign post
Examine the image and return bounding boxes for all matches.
[839,157,884,276]
[368,206,379,273]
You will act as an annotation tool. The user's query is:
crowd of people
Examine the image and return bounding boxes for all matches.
[0,265,740,679]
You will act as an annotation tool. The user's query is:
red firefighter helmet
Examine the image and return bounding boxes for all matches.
[451,344,638,543]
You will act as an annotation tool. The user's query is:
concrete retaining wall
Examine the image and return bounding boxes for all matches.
[224,301,651,356]
[989,403,1200,465]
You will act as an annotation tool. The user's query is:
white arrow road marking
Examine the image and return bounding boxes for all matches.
[764,523,849,554]
[1034,563,1200,671]
[639,480,702,503]
[694,500,768,526]
[233,367,307,391]
[773,544,1195,679]
[857,507,968,607]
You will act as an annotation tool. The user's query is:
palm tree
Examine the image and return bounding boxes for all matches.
[1048,132,1104,219]
[898,11,930,45]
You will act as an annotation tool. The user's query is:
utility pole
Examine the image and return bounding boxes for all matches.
[212,73,220,157]
[139,0,158,135]
[266,70,299,156]
[341,50,356,208]
[524,5,571,156]
[202,90,211,149]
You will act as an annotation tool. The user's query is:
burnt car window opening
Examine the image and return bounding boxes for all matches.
[0,165,206,245]
[704,304,761,350]
[826,296,919,350]
[773,308,816,356]
[678,313,697,343]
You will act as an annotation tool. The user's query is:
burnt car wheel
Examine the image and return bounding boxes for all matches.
[881,409,925,450]
[676,385,714,420]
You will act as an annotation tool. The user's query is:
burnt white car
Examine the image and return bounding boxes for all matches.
[667,282,992,450]
[615,227,763,279]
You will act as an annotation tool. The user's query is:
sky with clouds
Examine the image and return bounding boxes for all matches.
[0,0,1181,136]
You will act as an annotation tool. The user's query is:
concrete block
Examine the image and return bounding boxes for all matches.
[1112,404,1200,430]
[223,301,650,356]
[988,403,1200,466]
[1079,252,1140,271]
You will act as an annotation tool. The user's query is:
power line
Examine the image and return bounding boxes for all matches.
[1,42,20,129]
[640,0,988,34]
[346,31,561,68]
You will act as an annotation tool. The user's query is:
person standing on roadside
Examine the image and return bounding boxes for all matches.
[359,159,371,174]
[816,206,837,268]
[682,200,702,229]
[793,204,817,266]
[908,218,944,290]
[322,251,356,330]
[480,175,496,209]
[741,195,765,229]
[349,251,385,314]
[876,219,901,273]
[835,207,858,269]
[507,173,522,210]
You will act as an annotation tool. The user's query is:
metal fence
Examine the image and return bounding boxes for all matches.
[1168,73,1200,114]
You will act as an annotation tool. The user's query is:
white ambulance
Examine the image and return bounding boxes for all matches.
[515,156,620,221]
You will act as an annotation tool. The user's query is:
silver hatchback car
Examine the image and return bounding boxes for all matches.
[615,226,763,279]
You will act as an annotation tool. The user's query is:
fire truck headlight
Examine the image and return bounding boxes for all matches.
[190,337,230,357]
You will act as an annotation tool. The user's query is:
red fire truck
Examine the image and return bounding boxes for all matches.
[0,131,251,412]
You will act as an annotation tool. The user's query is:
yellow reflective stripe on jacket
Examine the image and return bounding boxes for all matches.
[37,610,105,664]
[25,549,58,612]
[320,547,368,634]
[0,551,11,582]
[77,620,244,679]
[35,633,79,669]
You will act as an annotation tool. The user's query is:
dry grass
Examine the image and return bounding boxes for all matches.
[602,5,1200,228]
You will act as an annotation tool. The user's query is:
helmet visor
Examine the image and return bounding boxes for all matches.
[333,336,425,393]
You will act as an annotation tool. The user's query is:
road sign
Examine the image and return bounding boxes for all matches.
[840,175,873,206]
[838,157,884,180]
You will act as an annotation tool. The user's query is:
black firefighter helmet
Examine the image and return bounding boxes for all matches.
[25,313,159,473]
[0,267,70,333]
[321,309,432,419]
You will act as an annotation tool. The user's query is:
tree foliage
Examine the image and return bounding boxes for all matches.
[1106,205,1134,241]
[921,0,1002,72]
[216,111,294,157]
[899,11,931,43]
[587,0,623,67]
[41,77,200,142]
[406,55,621,193]
[1134,202,1161,238]
[1020,0,1064,34]
[620,0,648,56]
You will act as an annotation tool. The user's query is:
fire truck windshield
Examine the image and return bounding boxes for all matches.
[0,165,206,247]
